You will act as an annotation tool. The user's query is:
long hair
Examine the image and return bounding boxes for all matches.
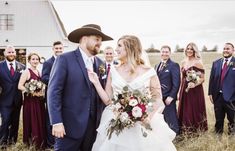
[118,35,145,74]
[185,42,201,59]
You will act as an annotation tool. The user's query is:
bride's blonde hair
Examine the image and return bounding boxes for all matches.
[118,35,145,74]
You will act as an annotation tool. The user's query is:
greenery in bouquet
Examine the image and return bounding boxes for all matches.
[24,79,46,97]
[107,86,156,139]
[185,69,201,92]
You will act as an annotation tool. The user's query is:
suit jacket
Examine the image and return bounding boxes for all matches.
[208,57,235,102]
[41,56,55,85]
[0,60,25,107]
[47,48,106,139]
[155,59,180,100]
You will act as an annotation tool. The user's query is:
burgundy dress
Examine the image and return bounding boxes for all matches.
[23,69,46,149]
[178,66,208,134]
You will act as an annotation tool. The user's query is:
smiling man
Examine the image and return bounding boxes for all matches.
[155,45,180,135]
[209,42,235,135]
[0,45,25,147]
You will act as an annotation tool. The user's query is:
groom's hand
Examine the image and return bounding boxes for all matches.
[52,123,66,138]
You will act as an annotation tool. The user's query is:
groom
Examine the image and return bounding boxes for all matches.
[47,24,113,151]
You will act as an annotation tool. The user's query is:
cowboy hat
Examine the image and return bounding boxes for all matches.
[68,24,113,43]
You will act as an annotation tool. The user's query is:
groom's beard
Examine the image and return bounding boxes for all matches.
[87,44,100,56]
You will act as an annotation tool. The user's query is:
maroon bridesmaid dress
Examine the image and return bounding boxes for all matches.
[23,68,46,149]
[178,66,208,134]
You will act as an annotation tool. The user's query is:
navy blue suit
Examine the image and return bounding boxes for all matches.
[48,48,106,151]
[209,57,235,134]
[41,56,55,147]
[0,60,25,145]
[42,56,55,85]
[155,59,180,134]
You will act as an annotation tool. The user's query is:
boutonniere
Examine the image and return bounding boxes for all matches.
[99,64,107,80]
[162,63,167,68]
[99,64,106,75]
[16,64,24,73]
[229,62,234,67]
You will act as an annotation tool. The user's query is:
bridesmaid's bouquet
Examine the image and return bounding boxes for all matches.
[185,69,201,92]
[107,86,155,139]
[24,79,46,97]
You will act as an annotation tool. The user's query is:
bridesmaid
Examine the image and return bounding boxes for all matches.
[178,42,208,135]
[18,53,46,149]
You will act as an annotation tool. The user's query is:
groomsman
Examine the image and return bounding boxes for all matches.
[104,46,114,76]
[209,42,235,135]
[41,41,64,148]
[0,45,25,146]
[48,24,113,150]
[155,45,180,134]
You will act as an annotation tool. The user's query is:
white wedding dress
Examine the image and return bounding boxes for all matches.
[92,67,177,151]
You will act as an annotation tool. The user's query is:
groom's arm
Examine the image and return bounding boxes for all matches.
[48,55,67,126]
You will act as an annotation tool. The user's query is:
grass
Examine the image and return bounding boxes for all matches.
[6,52,235,151]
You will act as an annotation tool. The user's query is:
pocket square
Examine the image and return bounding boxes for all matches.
[165,70,169,72]
[232,68,235,70]
[101,74,107,79]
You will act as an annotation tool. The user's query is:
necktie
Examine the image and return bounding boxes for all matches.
[220,59,228,85]
[87,57,93,72]
[107,64,111,75]
[10,63,15,76]
[158,62,165,72]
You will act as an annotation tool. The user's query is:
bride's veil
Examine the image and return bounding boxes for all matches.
[141,49,151,67]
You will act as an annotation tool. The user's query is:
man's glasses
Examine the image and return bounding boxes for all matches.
[223,48,231,50]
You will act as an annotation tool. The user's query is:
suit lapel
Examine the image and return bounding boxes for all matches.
[3,61,13,80]
[217,58,223,78]
[74,48,91,89]
[158,59,170,75]
[224,57,235,77]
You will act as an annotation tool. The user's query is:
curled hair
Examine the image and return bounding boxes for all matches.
[185,42,201,59]
[27,53,42,63]
[118,35,145,74]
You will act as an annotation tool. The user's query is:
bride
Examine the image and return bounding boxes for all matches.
[88,35,177,151]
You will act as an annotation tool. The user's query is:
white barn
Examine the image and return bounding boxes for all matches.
[0,0,76,66]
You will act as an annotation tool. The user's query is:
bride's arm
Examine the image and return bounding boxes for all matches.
[149,75,165,118]
[88,71,112,105]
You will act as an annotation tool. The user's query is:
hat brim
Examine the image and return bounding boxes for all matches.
[68,27,113,43]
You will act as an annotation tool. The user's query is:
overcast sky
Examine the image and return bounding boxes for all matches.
[52,0,235,51]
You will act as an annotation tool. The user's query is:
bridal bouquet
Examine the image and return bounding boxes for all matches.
[185,69,201,92]
[24,79,46,97]
[107,86,155,139]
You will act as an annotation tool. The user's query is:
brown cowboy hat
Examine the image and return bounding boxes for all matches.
[68,24,113,43]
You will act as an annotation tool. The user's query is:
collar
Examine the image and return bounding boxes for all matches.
[6,59,16,70]
[160,59,169,64]
[223,56,232,63]
[79,46,94,63]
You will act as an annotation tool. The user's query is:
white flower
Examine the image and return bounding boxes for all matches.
[129,98,138,106]
[132,106,143,118]
[120,112,129,122]
[114,102,122,110]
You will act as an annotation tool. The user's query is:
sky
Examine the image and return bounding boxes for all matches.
[51,0,235,51]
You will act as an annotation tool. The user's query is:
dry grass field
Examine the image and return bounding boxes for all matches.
[5,52,235,151]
